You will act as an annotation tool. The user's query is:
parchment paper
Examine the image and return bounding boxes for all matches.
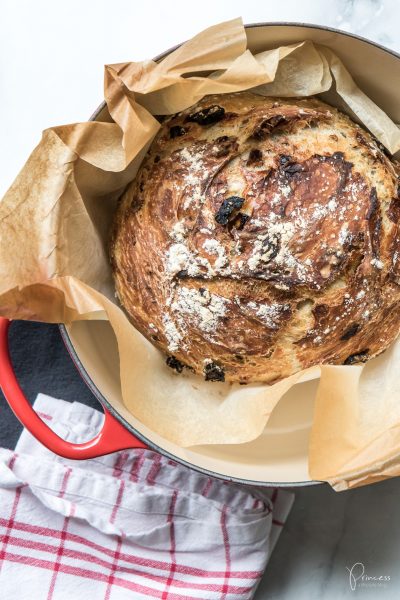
[2,17,400,490]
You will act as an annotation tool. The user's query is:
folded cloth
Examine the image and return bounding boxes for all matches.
[0,394,294,599]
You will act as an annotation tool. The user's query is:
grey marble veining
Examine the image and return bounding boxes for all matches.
[256,478,399,598]
[335,0,398,52]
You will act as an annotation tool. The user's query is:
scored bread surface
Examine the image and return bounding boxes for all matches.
[111,92,400,384]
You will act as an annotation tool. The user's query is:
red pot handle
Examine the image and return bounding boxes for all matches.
[0,318,147,459]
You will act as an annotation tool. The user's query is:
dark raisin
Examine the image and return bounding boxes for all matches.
[204,361,225,382]
[176,270,188,279]
[282,162,303,175]
[185,105,225,126]
[252,115,287,140]
[154,155,161,163]
[215,196,244,226]
[332,151,345,161]
[262,234,280,261]
[247,148,263,166]
[344,349,370,365]
[199,287,206,295]
[170,125,187,139]
[279,154,292,166]
[340,323,360,341]
[166,356,185,373]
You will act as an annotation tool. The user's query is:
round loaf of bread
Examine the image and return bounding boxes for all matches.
[110,92,400,384]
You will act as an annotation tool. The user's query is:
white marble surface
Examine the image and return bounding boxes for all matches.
[256,478,399,598]
[1,0,399,198]
[1,1,400,598]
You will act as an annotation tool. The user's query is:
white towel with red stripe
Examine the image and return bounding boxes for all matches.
[0,394,294,599]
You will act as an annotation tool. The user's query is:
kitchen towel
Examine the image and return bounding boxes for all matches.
[0,394,294,599]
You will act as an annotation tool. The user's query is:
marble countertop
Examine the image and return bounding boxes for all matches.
[1,1,400,598]
[1,0,399,198]
[256,478,398,599]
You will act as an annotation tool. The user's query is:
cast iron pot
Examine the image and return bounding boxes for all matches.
[1,22,400,487]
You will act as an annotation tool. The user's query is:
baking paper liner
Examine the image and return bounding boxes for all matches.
[1,18,400,490]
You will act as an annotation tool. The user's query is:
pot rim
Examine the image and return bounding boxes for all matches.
[59,322,323,488]
[60,20,399,488]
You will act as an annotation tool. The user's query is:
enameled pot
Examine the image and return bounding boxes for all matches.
[2,23,400,487]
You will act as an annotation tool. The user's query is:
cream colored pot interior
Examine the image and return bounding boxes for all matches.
[65,24,400,485]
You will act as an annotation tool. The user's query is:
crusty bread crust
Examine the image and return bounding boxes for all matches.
[110,92,400,384]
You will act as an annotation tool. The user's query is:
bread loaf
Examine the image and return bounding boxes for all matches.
[110,92,400,384]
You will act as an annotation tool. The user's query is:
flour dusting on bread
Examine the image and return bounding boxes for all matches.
[111,92,400,384]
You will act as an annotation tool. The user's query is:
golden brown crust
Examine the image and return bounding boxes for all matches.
[110,92,400,384]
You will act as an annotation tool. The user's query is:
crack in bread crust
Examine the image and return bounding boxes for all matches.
[110,92,400,384]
